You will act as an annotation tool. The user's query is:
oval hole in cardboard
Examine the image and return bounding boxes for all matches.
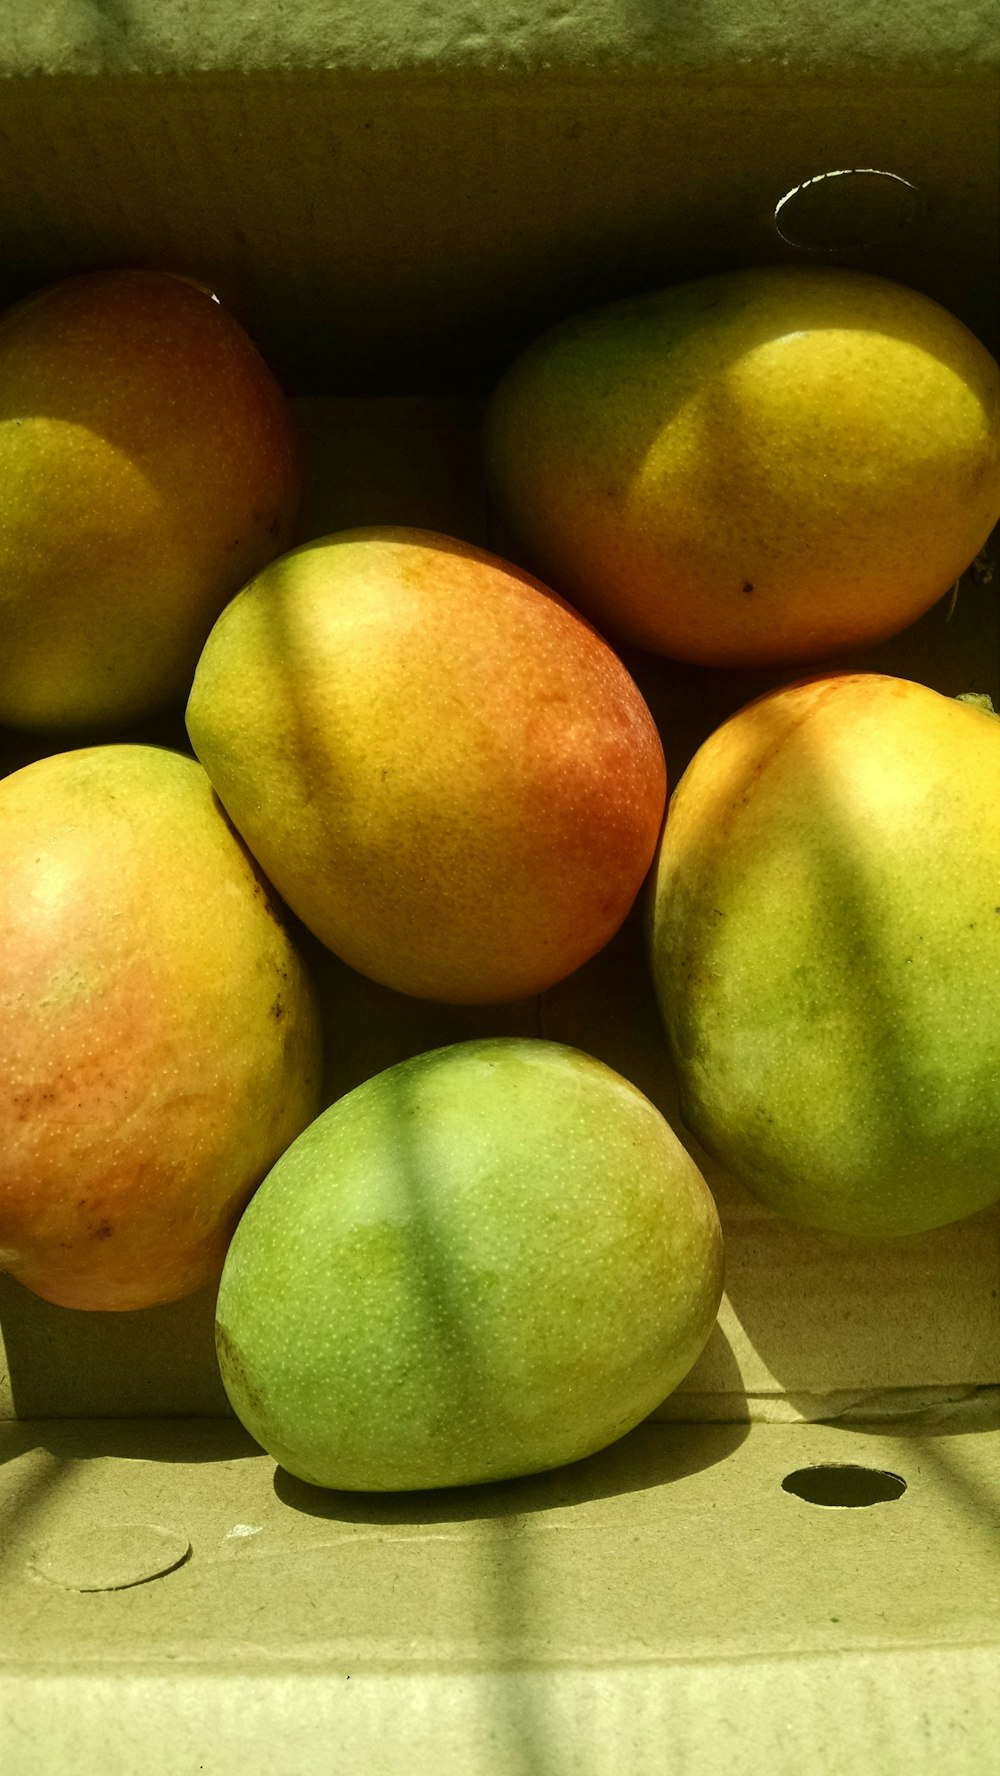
[774,169,921,253]
[781,1464,907,1508]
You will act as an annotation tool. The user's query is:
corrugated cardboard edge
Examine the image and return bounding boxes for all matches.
[3,0,1000,82]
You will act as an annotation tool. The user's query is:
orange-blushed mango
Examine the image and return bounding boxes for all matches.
[186,527,667,1004]
[484,266,1000,666]
[0,744,322,1310]
[0,268,302,730]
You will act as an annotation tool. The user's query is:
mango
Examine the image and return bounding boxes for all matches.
[0,268,302,730]
[0,744,322,1310]
[186,527,667,1004]
[484,266,1000,666]
[215,1038,724,1490]
[648,672,1000,1236]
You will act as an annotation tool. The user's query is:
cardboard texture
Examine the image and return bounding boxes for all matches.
[4,0,1000,78]
[2,2,1000,1768]
[3,1410,1000,1774]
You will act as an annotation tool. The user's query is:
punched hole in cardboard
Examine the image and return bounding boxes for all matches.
[774,169,921,253]
[781,1464,907,1508]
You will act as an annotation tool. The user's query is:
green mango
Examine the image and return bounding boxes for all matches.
[648,672,1000,1236]
[215,1038,723,1490]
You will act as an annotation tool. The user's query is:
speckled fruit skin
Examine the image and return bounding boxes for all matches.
[186,526,667,1004]
[484,265,1000,666]
[0,745,323,1310]
[0,268,302,730]
[648,673,1000,1237]
[215,1038,723,1491]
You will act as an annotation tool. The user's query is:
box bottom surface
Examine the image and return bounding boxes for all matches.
[2,1412,998,1773]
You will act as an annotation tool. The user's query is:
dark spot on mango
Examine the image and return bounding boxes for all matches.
[271,994,284,1020]
[742,581,754,594]
[92,1222,113,1239]
[251,879,282,926]
[216,1322,272,1432]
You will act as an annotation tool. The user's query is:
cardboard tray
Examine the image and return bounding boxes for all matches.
[1,5,999,1769]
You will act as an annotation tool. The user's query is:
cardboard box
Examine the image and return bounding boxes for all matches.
[1,4,999,1768]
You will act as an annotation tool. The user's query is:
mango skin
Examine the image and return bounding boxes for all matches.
[186,527,666,1004]
[215,1038,724,1491]
[0,745,323,1310]
[484,265,1000,666]
[0,269,302,730]
[648,673,1000,1237]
